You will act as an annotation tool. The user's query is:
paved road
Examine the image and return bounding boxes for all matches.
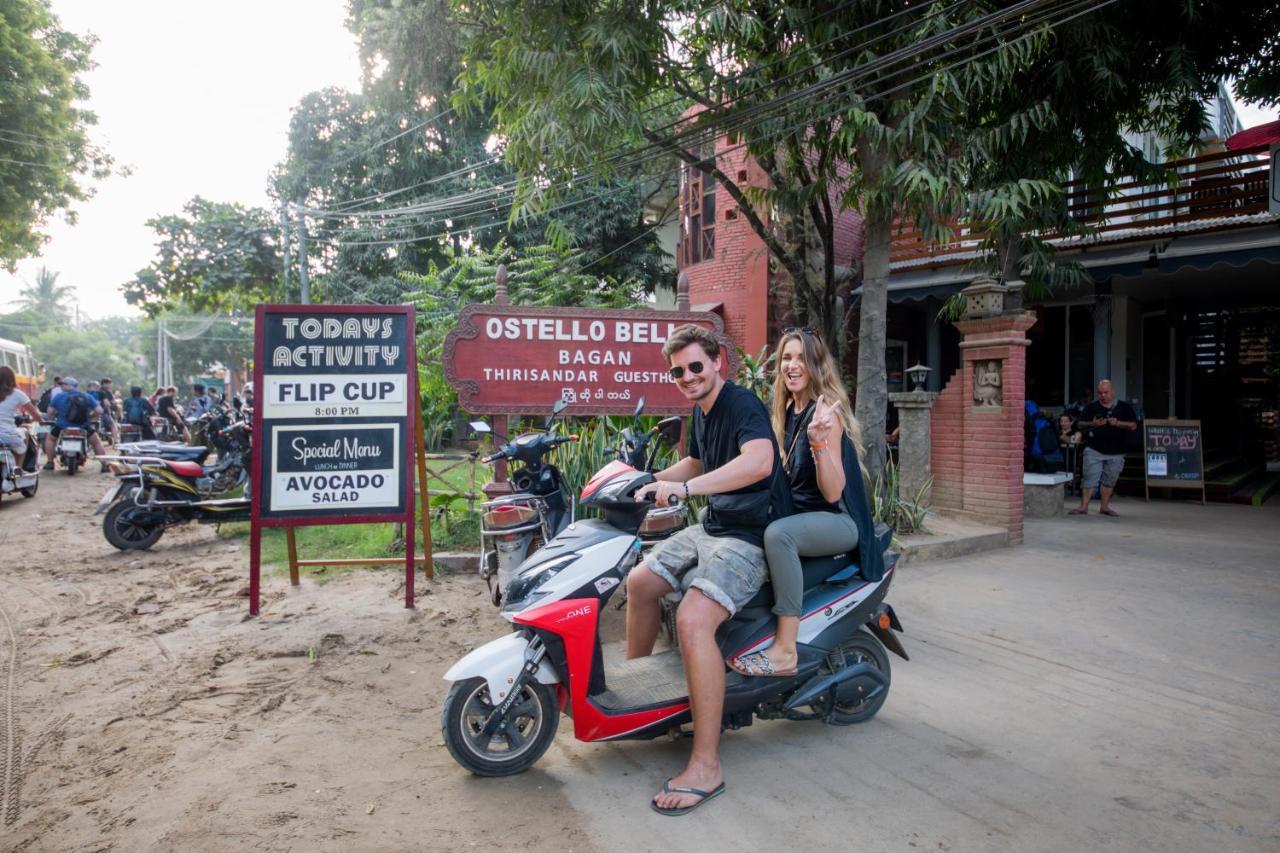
[533,497,1280,852]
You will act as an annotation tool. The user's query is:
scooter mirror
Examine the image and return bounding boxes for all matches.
[656,416,682,447]
[469,420,492,435]
[634,396,646,419]
[547,397,569,429]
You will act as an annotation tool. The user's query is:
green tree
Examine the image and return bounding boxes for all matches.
[11,265,75,323]
[0,306,55,342]
[271,0,670,305]
[0,0,113,267]
[122,197,284,315]
[956,0,1280,298]
[28,325,143,389]
[453,0,1061,476]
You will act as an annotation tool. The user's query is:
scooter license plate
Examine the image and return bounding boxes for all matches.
[62,439,84,453]
[96,483,123,515]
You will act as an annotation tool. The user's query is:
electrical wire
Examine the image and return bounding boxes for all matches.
[304,0,1101,246]
[298,0,986,222]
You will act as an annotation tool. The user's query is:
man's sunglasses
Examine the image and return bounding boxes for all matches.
[668,361,706,379]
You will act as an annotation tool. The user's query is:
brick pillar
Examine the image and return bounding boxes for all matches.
[953,309,1036,544]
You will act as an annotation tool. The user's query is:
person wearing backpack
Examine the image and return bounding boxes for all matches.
[122,386,157,440]
[43,377,108,471]
[1024,400,1065,474]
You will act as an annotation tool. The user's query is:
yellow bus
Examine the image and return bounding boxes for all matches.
[0,337,42,398]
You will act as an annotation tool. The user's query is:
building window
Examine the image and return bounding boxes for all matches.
[679,151,716,267]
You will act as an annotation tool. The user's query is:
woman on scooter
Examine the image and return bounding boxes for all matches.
[0,366,42,468]
[729,327,879,677]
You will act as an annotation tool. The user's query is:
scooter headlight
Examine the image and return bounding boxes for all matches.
[501,554,576,612]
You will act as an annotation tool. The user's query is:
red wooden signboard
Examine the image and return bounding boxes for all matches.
[443,304,737,416]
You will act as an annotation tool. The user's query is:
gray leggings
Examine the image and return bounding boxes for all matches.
[763,511,860,617]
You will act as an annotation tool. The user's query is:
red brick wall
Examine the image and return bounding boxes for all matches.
[680,139,770,354]
[929,311,1036,545]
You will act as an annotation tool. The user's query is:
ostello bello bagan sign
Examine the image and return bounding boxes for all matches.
[253,305,417,521]
[443,304,735,415]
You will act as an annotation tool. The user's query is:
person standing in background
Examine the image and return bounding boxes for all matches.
[1070,379,1138,517]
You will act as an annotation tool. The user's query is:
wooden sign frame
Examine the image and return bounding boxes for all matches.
[249,304,424,614]
[1143,417,1206,504]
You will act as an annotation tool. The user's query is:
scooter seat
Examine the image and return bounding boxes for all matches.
[165,460,204,478]
[738,552,858,612]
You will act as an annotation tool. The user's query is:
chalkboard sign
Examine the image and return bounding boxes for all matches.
[1144,419,1205,504]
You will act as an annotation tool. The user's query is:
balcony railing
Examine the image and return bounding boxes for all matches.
[890,143,1274,270]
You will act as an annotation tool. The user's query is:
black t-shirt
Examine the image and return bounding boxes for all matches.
[688,381,788,545]
[1081,400,1137,455]
[783,402,841,514]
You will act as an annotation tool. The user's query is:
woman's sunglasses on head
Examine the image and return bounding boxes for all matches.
[668,361,706,379]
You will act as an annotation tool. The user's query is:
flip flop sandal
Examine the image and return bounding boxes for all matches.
[1100,508,1120,517]
[651,779,726,816]
[730,651,798,678]
[1068,507,1088,515]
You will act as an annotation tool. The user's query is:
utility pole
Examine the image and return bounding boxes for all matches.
[280,205,292,302]
[295,201,310,305]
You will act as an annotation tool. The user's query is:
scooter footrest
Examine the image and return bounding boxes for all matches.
[593,650,688,710]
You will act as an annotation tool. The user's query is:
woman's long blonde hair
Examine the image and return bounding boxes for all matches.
[770,328,863,465]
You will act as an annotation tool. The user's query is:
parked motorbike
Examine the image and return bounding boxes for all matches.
[440,460,905,777]
[475,398,579,605]
[0,415,40,501]
[115,407,250,496]
[97,414,252,549]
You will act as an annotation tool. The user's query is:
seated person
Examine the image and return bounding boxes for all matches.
[43,377,109,471]
[122,386,157,440]
[1059,413,1080,447]
[0,366,42,469]
[729,328,881,677]
[627,324,791,815]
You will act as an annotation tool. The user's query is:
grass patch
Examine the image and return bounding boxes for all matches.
[214,451,489,582]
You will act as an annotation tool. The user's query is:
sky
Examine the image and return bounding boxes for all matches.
[0,0,363,322]
[0,5,1276,324]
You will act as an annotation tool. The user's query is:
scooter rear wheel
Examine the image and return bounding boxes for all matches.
[821,629,891,726]
[103,500,164,551]
[442,677,558,777]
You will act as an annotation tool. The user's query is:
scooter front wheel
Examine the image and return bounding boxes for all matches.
[442,677,559,777]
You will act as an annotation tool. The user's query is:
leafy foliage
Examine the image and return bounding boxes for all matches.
[27,324,145,390]
[0,0,114,267]
[122,197,284,316]
[735,346,774,402]
[870,457,931,537]
[10,266,75,324]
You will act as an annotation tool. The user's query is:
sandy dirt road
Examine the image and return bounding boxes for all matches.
[1,472,1278,852]
[0,470,595,853]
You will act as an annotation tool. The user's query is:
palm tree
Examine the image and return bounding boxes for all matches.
[13,267,76,325]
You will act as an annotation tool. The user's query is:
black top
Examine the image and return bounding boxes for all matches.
[688,381,790,545]
[157,394,180,424]
[783,401,840,514]
[1081,400,1137,456]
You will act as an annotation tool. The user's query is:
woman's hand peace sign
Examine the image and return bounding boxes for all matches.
[806,394,839,444]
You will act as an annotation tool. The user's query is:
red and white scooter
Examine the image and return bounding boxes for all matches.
[441,454,905,776]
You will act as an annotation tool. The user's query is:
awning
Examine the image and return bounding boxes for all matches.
[1225,118,1280,150]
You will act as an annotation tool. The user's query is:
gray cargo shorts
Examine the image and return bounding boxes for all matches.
[1082,446,1125,488]
[643,523,766,615]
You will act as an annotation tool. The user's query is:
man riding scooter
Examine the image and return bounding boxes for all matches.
[627,324,792,815]
[44,377,109,472]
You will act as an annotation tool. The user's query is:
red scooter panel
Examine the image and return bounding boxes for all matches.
[514,598,689,741]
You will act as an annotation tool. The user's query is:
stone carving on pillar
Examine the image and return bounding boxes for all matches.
[973,359,1003,408]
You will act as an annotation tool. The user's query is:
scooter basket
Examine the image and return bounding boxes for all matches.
[483,504,539,531]
[639,505,686,537]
